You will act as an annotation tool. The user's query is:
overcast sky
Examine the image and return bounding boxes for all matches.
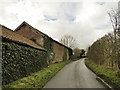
[0,0,119,49]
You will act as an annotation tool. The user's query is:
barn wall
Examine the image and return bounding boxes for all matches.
[16,24,44,47]
[67,49,69,60]
[15,23,72,62]
[53,42,64,62]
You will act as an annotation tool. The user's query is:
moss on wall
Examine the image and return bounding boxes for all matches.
[2,37,47,85]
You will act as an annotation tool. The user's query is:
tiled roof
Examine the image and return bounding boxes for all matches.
[1,25,46,51]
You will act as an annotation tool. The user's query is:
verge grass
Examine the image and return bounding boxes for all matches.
[85,59,120,90]
[3,60,72,88]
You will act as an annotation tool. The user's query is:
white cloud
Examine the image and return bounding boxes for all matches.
[0,0,119,49]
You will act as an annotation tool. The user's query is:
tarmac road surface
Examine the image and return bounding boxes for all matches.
[44,59,106,88]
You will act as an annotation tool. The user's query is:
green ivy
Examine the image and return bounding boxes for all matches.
[2,40,47,85]
[63,48,67,61]
[43,36,54,64]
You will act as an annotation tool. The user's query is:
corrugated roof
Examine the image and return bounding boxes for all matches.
[1,25,46,51]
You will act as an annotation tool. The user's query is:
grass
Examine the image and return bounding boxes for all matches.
[85,59,120,90]
[3,60,73,88]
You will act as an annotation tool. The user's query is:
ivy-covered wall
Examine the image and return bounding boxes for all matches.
[2,37,47,85]
[43,36,54,64]
[67,48,72,60]
[15,22,73,63]
[43,35,73,63]
[63,48,67,61]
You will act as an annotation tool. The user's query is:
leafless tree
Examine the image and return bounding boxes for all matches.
[59,34,77,49]
[108,8,120,69]
[108,9,119,30]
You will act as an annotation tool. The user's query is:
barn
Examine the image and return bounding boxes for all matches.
[15,21,73,63]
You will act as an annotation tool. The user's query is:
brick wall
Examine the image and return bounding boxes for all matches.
[53,42,64,62]
[16,24,44,47]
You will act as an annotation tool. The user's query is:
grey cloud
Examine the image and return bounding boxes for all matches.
[0,1,118,49]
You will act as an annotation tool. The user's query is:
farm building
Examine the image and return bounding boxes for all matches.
[1,22,73,85]
[15,21,73,63]
[1,25,47,85]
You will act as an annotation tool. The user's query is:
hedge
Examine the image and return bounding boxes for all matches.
[2,37,47,85]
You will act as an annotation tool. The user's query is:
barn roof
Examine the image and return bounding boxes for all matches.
[1,25,46,51]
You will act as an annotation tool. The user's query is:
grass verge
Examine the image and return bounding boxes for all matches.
[3,60,73,88]
[85,59,120,90]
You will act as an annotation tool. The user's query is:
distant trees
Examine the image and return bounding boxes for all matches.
[72,48,85,60]
[73,48,81,59]
[59,35,77,49]
[80,49,86,58]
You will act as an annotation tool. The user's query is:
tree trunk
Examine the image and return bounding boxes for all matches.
[116,36,119,71]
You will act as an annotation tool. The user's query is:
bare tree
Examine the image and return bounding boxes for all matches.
[108,8,120,70]
[59,34,77,49]
[108,9,119,30]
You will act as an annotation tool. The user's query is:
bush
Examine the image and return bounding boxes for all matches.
[117,71,120,77]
